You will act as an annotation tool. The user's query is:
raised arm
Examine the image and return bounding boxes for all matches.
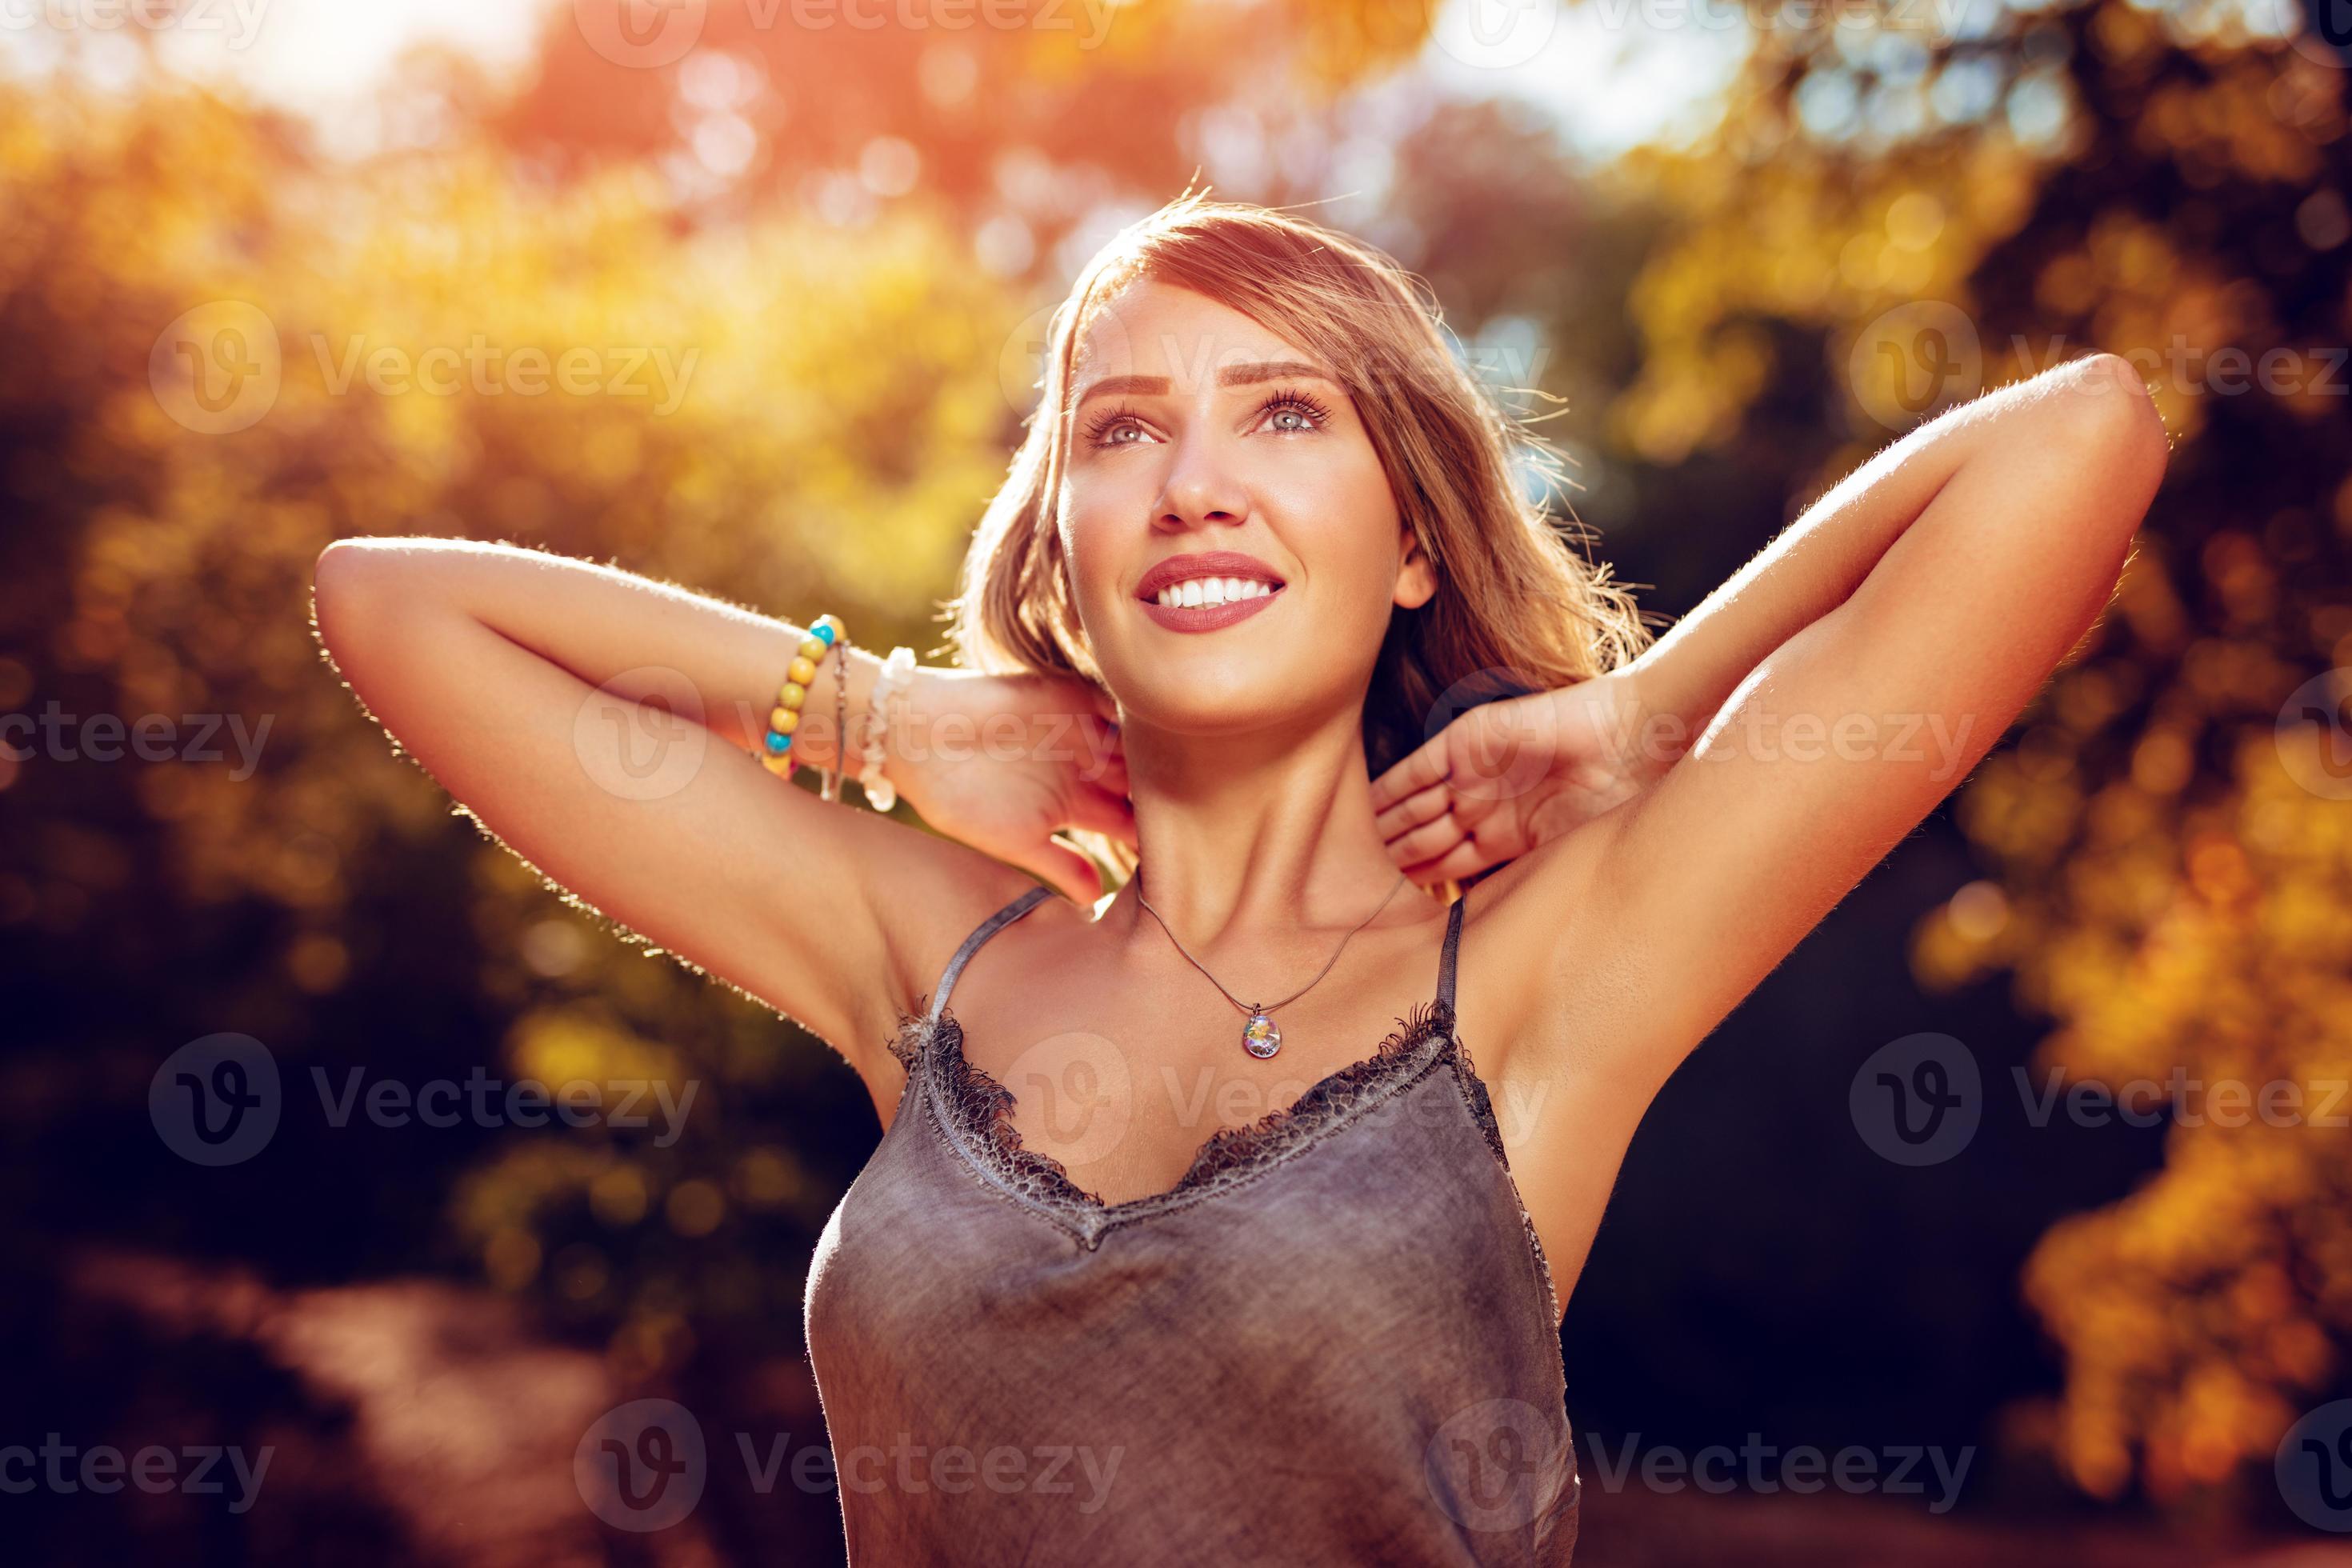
[1478,352,2171,1095]
[309,538,1121,1082]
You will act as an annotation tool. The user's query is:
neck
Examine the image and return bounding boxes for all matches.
[1111,699,1426,946]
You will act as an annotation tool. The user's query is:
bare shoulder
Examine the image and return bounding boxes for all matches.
[833,815,1055,1094]
[1445,813,1660,1101]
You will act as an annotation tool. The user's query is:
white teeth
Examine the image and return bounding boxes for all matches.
[1153,577,1278,608]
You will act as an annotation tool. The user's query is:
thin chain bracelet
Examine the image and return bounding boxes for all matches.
[822,630,851,803]
[860,646,915,811]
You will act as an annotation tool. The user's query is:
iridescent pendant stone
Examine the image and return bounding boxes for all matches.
[1242,1012,1282,1059]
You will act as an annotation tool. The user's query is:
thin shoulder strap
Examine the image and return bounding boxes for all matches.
[1436,889,1467,1014]
[926,883,1054,1026]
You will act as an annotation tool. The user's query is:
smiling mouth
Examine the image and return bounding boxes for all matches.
[1134,578,1286,634]
[1143,576,1280,610]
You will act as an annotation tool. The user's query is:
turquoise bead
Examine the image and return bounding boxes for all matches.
[813,624,835,646]
[764,730,793,754]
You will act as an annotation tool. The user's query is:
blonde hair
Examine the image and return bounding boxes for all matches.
[947,191,1654,887]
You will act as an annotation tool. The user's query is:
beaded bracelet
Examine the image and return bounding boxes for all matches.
[758,613,845,782]
[859,646,915,812]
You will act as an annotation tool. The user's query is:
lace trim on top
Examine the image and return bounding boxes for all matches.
[890,994,1565,1326]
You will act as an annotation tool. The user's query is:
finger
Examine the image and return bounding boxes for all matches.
[1384,810,1466,870]
[1443,785,1503,835]
[1400,838,1498,886]
[1087,685,1122,726]
[1075,747,1129,797]
[1009,837,1103,906]
[1368,734,1450,812]
[1066,786,1138,848]
[1373,779,1451,842]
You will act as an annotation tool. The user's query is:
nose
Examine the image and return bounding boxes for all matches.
[1152,429,1250,534]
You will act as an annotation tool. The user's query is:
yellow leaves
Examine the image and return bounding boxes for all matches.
[1988,718,2352,1499]
[506,1002,682,1094]
[590,1166,650,1227]
[2138,56,2333,188]
[1614,126,2043,458]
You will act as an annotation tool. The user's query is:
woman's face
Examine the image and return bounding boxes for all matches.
[1057,278,1433,741]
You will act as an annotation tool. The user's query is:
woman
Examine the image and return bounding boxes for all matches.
[312,195,2169,1563]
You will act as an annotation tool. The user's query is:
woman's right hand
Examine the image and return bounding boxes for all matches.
[887,668,1134,905]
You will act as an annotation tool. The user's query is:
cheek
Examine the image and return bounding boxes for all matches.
[1058,494,1122,618]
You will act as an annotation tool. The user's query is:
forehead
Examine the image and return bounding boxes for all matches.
[1069,278,1308,382]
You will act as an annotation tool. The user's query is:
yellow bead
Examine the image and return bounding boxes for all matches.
[778,683,806,710]
[760,752,796,777]
[813,614,845,638]
[770,706,798,734]
[788,657,818,686]
[798,636,826,661]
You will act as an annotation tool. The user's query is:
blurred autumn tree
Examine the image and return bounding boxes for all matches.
[8,0,2350,1554]
[0,74,1030,1378]
[1592,0,2352,1521]
[0,0,1450,1415]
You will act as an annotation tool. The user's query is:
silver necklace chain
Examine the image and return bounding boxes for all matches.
[1133,868,1410,1018]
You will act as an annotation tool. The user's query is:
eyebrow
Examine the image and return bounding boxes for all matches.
[1072,359,1335,409]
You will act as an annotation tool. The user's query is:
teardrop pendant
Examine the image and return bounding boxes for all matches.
[1242,1011,1282,1059]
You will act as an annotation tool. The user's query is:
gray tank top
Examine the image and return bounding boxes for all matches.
[805,883,1579,1564]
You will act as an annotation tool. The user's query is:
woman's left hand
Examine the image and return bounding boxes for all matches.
[1368,670,1674,885]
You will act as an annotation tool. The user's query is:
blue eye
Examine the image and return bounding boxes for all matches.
[1081,386,1334,448]
[1259,389,1332,433]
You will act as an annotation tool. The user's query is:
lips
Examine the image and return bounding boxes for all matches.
[1134,550,1286,602]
